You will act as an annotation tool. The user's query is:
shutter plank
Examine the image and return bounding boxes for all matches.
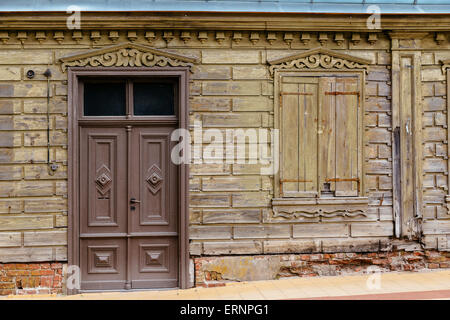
[335,77,359,196]
[281,82,299,195]
[281,78,319,197]
[319,77,336,194]
[302,82,318,193]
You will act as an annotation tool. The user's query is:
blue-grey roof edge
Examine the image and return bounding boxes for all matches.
[1,1,450,14]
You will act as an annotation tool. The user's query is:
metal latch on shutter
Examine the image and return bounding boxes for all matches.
[324,91,360,96]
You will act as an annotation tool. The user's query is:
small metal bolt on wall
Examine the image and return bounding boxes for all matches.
[26,70,35,79]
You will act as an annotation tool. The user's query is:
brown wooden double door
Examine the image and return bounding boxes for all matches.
[79,124,179,290]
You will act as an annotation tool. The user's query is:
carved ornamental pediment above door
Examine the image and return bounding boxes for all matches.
[59,42,198,72]
[267,47,371,75]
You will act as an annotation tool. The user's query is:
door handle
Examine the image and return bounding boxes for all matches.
[130,198,141,204]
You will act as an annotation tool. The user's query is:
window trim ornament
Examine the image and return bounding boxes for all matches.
[267,47,371,76]
[59,42,198,72]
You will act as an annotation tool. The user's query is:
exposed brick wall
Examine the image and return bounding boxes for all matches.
[0,262,65,295]
[194,250,450,287]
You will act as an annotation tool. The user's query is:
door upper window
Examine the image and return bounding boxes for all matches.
[84,82,126,116]
[133,82,175,116]
[82,78,177,117]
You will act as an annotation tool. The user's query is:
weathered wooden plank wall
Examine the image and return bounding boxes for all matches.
[0,21,449,263]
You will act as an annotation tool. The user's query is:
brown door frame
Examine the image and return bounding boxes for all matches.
[67,67,190,294]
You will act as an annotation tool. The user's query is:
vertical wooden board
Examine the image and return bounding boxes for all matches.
[400,56,415,234]
[281,82,299,194]
[412,53,423,222]
[281,77,319,197]
[391,51,401,238]
[335,78,350,194]
[334,78,359,196]
[297,82,305,193]
[304,82,318,193]
[448,70,450,212]
[346,78,359,194]
[319,77,336,193]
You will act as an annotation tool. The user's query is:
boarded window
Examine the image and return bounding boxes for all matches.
[280,75,361,198]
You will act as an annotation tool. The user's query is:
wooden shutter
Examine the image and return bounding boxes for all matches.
[319,77,360,196]
[319,77,336,194]
[280,77,319,197]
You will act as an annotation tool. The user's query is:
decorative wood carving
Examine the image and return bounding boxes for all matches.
[72,31,83,43]
[436,33,446,45]
[144,31,156,44]
[180,31,191,43]
[250,32,260,45]
[95,164,112,195]
[146,164,163,195]
[272,207,367,219]
[271,197,369,221]
[90,31,101,44]
[268,47,371,75]
[266,32,277,45]
[60,42,198,72]
[233,32,243,44]
[53,31,64,44]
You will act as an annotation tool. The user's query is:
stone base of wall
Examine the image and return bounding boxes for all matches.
[194,250,450,287]
[2,251,449,294]
[0,263,65,296]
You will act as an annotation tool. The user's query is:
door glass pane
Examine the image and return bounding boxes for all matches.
[84,82,126,116]
[133,82,175,116]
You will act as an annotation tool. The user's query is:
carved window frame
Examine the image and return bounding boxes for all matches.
[273,69,367,198]
[268,49,371,220]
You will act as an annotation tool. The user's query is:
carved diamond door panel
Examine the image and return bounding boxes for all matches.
[130,127,179,234]
[80,127,128,234]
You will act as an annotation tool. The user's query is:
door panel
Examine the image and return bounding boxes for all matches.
[130,127,178,233]
[130,237,179,289]
[79,125,179,291]
[74,74,187,292]
[80,127,127,235]
[80,238,127,290]
[129,126,179,288]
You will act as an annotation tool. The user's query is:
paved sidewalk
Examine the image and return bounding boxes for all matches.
[2,269,450,300]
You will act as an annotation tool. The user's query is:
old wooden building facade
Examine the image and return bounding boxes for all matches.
[0,1,449,295]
